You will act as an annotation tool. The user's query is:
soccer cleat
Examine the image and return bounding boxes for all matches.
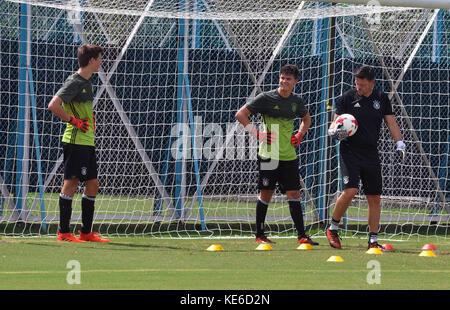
[57,231,86,243]
[326,228,342,249]
[297,236,319,246]
[255,235,276,244]
[78,231,110,243]
[368,241,385,251]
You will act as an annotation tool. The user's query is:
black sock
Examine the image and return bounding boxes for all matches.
[81,194,96,234]
[59,193,73,234]
[256,198,268,237]
[288,199,305,238]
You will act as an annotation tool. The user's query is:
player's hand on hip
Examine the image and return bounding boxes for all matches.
[396,140,406,163]
[328,124,347,141]
[69,115,90,133]
[291,132,303,146]
[251,128,276,145]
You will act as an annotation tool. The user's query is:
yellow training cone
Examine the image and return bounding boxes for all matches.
[327,256,344,262]
[297,243,314,250]
[206,244,224,251]
[255,243,273,251]
[366,248,383,255]
[419,250,436,257]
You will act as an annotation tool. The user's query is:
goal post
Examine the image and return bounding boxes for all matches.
[0,0,448,238]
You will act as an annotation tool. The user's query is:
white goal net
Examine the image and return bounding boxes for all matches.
[0,0,448,238]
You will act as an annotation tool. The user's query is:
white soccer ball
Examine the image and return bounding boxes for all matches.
[335,113,358,137]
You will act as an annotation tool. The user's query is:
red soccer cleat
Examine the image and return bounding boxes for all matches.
[326,228,342,249]
[297,236,319,246]
[78,231,110,243]
[255,235,276,244]
[368,241,385,251]
[57,231,86,243]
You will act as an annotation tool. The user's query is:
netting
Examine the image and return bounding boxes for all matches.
[0,0,448,238]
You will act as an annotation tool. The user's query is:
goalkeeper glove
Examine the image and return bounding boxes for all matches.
[251,127,276,145]
[396,140,406,164]
[69,115,90,133]
[291,132,303,146]
[328,124,347,141]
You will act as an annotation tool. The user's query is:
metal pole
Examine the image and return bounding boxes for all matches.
[15,3,32,221]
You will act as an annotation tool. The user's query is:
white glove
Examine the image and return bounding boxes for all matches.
[328,124,347,141]
[396,140,406,163]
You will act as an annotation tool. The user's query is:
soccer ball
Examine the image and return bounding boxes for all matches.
[335,113,358,137]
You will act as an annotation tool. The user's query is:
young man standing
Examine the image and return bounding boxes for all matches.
[48,44,109,243]
[327,65,406,250]
[235,64,318,245]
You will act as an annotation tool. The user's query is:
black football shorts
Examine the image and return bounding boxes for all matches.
[258,156,300,193]
[339,150,382,195]
[63,142,98,181]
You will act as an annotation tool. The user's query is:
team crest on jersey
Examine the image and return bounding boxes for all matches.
[373,100,380,110]
[291,102,297,113]
[343,176,349,184]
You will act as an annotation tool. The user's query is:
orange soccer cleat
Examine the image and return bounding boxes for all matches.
[78,231,110,243]
[57,231,86,243]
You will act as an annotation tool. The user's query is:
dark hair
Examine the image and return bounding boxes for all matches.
[280,64,299,79]
[77,44,104,68]
[354,66,375,81]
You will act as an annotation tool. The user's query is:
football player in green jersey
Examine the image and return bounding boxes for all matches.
[48,44,109,243]
[235,64,318,245]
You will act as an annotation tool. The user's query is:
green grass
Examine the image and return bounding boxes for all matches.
[0,236,449,290]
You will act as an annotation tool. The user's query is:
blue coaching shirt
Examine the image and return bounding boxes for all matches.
[336,89,393,162]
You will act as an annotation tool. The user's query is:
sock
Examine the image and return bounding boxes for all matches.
[369,232,378,244]
[81,194,96,234]
[288,199,305,238]
[59,193,73,234]
[256,197,269,237]
[329,217,340,231]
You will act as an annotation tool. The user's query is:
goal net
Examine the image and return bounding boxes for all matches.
[0,0,448,239]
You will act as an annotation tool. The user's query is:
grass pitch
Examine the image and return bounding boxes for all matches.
[0,236,449,290]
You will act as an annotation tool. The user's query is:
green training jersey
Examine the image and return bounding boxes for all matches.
[245,89,308,161]
[56,73,95,146]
